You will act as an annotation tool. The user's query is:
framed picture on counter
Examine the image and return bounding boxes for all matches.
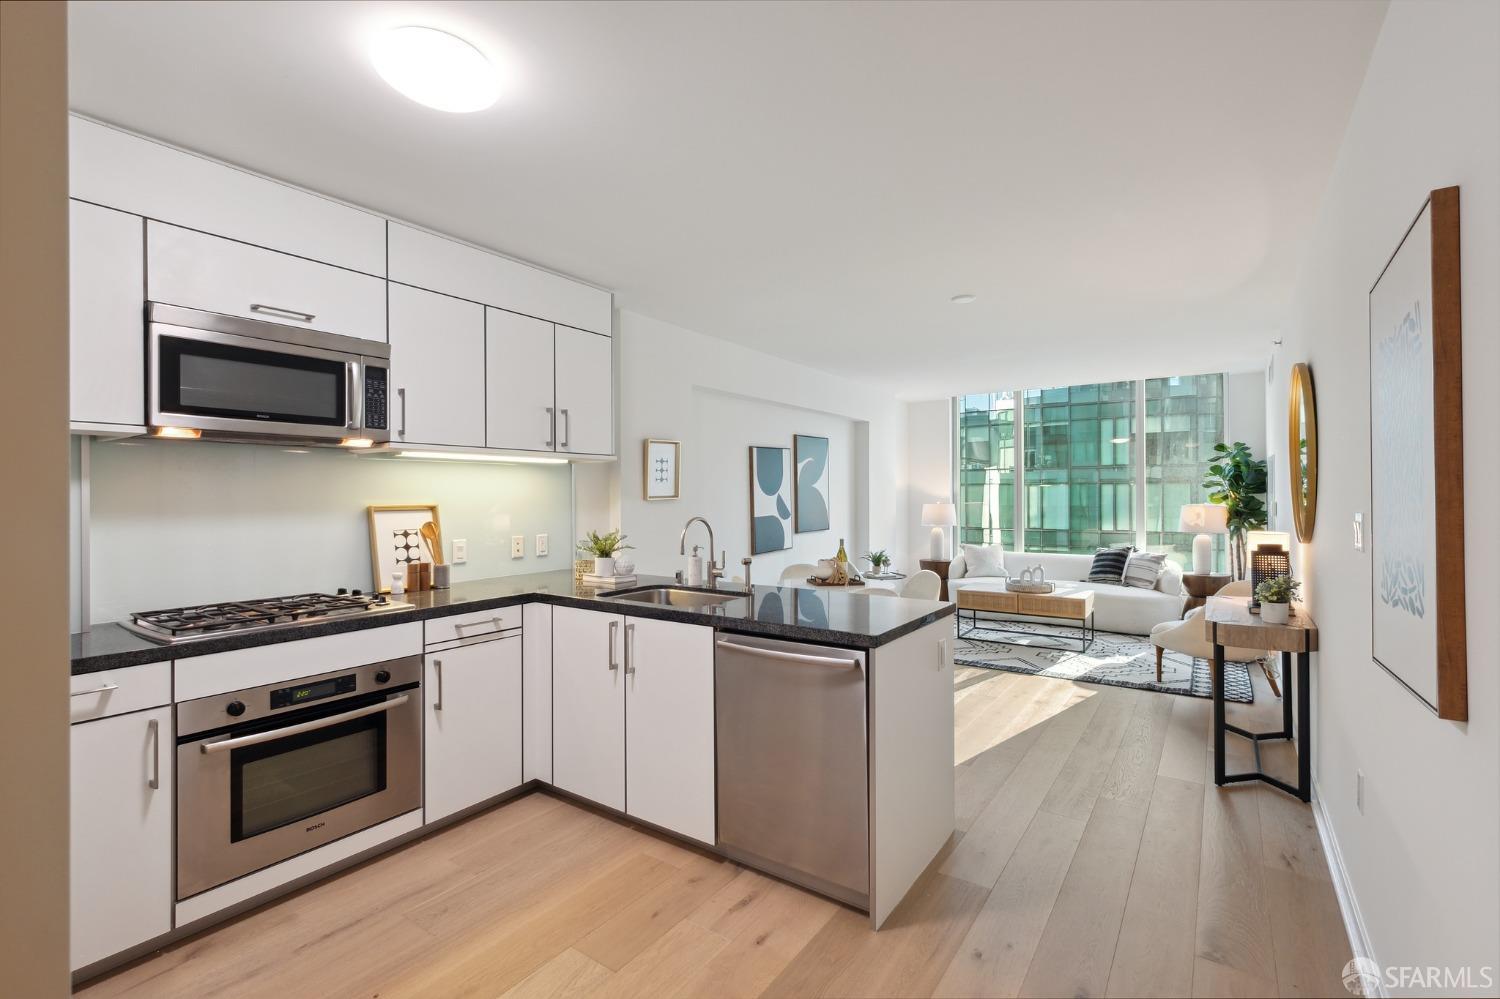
[643,439,681,500]
[367,503,442,593]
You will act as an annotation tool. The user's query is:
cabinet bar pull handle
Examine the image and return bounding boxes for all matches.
[608,621,619,670]
[625,623,636,676]
[71,683,120,697]
[545,407,555,448]
[433,659,444,711]
[397,387,407,438]
[249,303,316,323]
[147,718,161,790]
[560,408,570,448]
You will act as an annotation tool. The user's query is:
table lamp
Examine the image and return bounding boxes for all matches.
[1246,530,1292,610]
[921,502,957,560]
[1178,503,1229,574]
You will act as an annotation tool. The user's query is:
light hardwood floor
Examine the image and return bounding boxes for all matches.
[78,665,1351,999]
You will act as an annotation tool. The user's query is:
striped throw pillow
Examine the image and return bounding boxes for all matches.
[1087,546,1132,583]
[1122,550,1169,589]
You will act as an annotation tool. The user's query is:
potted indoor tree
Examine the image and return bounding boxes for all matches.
[577,529,633,577]
[1203,441,1268,579]
[1255,574,1300,624]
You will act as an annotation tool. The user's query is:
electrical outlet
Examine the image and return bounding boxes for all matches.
[536,533,549,557]
[452,538,468,564]
[1356,769,1365,813]
[1353,513,1365,551]
[511,535,525,559]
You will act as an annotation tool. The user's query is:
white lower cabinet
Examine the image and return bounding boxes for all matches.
[552,607,626,810]
[425,636,523,823]
[624,618,716,844]
[70,706,173,970]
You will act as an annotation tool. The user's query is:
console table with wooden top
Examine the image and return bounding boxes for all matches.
[1206,603,1319,801]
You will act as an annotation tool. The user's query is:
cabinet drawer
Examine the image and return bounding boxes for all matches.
[70,660,171,723]
[425,606,523,648]
[147,222,386,341]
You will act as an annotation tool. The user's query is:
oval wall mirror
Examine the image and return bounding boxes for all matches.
[1287,362,1318,542]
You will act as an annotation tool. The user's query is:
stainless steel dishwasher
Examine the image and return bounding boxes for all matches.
[714,633,869,909]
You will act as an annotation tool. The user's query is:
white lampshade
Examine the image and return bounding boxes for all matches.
[1178,503,1229,535]
[1245,530,1291,553]
[921,502,957,527]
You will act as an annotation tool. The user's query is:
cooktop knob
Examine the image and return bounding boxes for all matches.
[336,587,348,595]
[226,700,247,717]
[352,588,363,597]
[374,669,391,684]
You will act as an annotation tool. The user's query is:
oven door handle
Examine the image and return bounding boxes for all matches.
[199,694,410,754]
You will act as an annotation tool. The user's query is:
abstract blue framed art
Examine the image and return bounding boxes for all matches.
[794,434,830,533]
[749,445,793,554]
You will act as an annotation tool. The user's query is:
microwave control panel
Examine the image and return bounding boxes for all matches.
[364,366,388,431]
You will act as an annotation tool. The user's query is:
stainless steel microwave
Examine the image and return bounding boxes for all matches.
[147,303,390,445]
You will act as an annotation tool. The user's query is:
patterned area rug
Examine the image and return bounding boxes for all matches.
[953,620,1257,703]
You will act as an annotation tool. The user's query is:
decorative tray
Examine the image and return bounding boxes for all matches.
[806,576,864,587]
[1005,580,1055,593]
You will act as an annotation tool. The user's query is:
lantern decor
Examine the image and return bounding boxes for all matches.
[1247,530,1293,613]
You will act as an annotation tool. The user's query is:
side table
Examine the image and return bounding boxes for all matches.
[1182,572,1231,614]
[919,558,953,601]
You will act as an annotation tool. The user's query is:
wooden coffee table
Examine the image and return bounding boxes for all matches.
[956,583,1096,651]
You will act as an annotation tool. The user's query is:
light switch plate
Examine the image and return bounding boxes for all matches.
[1353,513,1365,551]
[511,535,525,559]
[452,538,467,563]
[536,533,549,557]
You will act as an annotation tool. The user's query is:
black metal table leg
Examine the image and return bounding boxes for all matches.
[1297,651,1312,800]
[1214,641,1313,802]
[1213,642,1227,786]
[1281,650,1294,735]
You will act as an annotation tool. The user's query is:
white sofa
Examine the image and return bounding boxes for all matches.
[949,549,1186,636]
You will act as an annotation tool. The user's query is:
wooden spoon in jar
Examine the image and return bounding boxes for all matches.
[420,521,443,565]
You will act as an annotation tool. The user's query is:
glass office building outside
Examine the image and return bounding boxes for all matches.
[956,373,1226,570]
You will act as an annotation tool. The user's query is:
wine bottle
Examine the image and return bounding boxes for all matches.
[836,537,848,564]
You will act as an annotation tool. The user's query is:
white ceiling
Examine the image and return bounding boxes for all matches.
[68,1,1386,399]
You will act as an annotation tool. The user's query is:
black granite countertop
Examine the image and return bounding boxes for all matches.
[71,571,954,674]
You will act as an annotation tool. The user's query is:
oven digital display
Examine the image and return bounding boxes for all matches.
[270,674,356,709]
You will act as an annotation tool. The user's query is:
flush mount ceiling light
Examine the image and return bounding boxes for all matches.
[950,294,977,304]
[371,26,501,113]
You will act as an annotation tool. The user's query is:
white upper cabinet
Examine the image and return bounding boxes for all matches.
[71,706,173,970]
[387,284,486,448]
[554,326,614,456]
[146,222,386,341]
[485,308,556,452]
[70,116,385,276]
[624,618,716,845]
[70,201,144,427]
[388,223,612,337]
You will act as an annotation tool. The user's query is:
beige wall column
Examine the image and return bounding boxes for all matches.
[0,1,71,994]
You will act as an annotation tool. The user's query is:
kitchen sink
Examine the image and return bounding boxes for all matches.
[603,587,741,609]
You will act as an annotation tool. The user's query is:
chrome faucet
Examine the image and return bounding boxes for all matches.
[679,516,725,588]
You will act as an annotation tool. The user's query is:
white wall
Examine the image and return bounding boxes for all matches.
[1223,368,1268,458]
[613,310,909,582]
[906,399,954,560]
[1266,1,1499,990]
[84,439,572,623]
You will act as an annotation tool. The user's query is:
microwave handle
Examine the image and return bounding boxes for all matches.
[345,362,361,430]
[199,694,410,754]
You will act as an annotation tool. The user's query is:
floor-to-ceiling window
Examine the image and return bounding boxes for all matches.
[955,373,1227,570]
[957,392,1015,548]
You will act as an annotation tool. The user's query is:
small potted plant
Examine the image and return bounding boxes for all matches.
[862,550,892,576]
[577,529,633,577]
[1255,574,1301,624]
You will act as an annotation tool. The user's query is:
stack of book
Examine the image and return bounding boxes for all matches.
[582,573,637,587]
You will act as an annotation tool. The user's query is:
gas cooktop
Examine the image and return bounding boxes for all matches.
[122,591,412,645]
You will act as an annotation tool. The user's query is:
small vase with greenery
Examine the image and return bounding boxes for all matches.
[862,550,892,575]
[577,530,633,577]
[1254,574,1300,624]
[1202,441,1268,580]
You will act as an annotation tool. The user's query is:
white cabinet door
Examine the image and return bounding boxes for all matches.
[486,307,556,452]
[147,222,386,341]
[387,284,485,448]
[70,706,173,970]
[625,619,716,844]
[425,637,523,823]
[551,607,625,810]
[70,201,144,427]
[523,603,553,783]
[554,326,614,456]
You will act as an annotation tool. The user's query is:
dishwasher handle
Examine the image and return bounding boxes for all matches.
[714,638,860,669]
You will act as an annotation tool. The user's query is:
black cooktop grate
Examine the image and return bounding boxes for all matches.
[130,593,381,637]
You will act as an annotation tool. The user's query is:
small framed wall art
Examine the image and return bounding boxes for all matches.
[367,503,442,593]
[643,439,681,500]
[749,445,793,554]
[793,434,830,533]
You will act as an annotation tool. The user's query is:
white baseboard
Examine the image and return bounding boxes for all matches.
[1311,777,1385,997]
